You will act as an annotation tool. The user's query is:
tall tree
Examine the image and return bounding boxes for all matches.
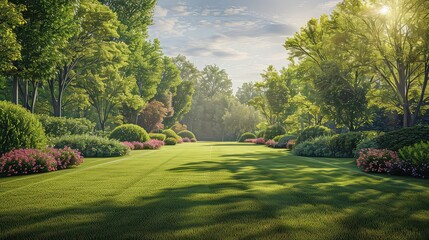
[47,0,123,117]
[8,0,78,112]
[236,82,258,104]
[334,0,429,127]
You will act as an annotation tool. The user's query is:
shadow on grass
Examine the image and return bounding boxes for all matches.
[1,151,428,239]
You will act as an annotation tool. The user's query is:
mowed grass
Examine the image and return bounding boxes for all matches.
[0,142,428,239]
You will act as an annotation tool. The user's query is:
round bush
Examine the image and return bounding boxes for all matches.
[296,126,332,144]
[164,137,177,145]
[54,135,129,157]
[329,132,368,158]
[178,130,196,140]
[238,132,256,142]
[38,115,95,138]
[162,129,181,141]
[110,124,149,143]
[293,136,333,157]
[149,133,167,141]
[264,124,286,141]
[0,101,47,154]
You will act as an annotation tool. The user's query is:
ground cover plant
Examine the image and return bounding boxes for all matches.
[0,142,428,239]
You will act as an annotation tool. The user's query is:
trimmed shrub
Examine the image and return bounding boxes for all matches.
[149,133,167,141]
[191,138,197,142]
[296,126,332,144]
[182,137,192,142]
[0,101,47,155]
[273,135,283,142]
[178,130,196,140]
[110,124,149,143]
[238,132,256,142]
[356,148,399,173]
[329,132,368,158]
[162,129,181,141]
[142,139,165,150]
[38,115,95,138]
[266,140,276,148]
[257,130,265,138]
[373,125,429,151]
[164,137,177,145]
[278,135,297,145]
[54,135,129,157]
[293,136,332,157]
[121,141,135,150]
[45,147,84,169]
[255,138,265,145]
[132,142,145,150]
[264,124,286,141]
[0,149,57,176]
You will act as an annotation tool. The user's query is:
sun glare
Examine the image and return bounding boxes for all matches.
[379,5,390,15]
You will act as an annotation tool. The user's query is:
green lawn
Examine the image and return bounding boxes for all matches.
[0,142,428,239]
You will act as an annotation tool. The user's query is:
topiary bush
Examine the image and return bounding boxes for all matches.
[37,115,95,138]
[178,130,196,140]
[54,135,129,157]
[372,125,429,151]
[149,133,167,141]
[110,124,149,143]
[238,132,256,142]
[162,129,181,141]
[264,124,286,141]
[0,101,47,155]
[293,136,333,157]
[296,126,333,144]
[164,137,177,145]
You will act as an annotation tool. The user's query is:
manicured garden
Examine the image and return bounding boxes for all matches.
[1,142,428,239]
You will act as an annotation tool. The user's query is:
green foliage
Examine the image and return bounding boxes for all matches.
[399,141,429,165]
[296,126,332,144]
[149,133,166,141]
[273,135,283,142]
[38,115,95,138]
[162,129,181,141]
[278,135,297,144]
[164,137,177,145]
[0,101,47,154]
[329,132,368,158]
[257,130,265,138]
[178,130,196,140]
[238,132,257,142]
[54,135,129,157]
[264,124,286,141]
[374,125,429,151]
[110,124,149,143]
[0,0,24,72]
[293,136,333,157]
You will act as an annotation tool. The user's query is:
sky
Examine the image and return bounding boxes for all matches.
[148,0,342,91]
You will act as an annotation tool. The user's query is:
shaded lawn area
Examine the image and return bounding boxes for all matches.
[0,142,428,239]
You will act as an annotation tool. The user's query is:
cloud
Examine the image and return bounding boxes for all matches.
[154,5,168,17]
[171,4,192,16]
[224,6,248,16]
[319,0,342,10]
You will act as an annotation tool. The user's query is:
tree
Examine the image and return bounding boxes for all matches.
[137,100,167,132]
[236,82,259,104]
[334,0,429,127]
[9,0,78,111]
[198,65,233,98]
[0,0,24,73]
[173,55,200,83]
[47,0,122,117]
[223,100,261,139]
[163,81,195,128]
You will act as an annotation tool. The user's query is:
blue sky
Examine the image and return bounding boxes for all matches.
[148,0,341,91]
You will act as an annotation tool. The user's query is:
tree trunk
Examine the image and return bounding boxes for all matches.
[30,82,39,113]
[12,76,19,104]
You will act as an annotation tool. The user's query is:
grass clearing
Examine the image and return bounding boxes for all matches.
[0,142,428,239]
